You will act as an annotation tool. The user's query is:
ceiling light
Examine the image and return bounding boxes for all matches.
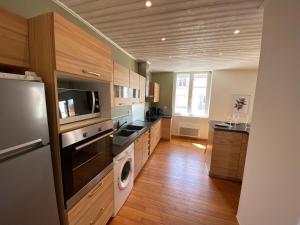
[218,52,223,56]
[161,37,166,41]
[234,29,240,34]
[145,1,152,7]
[169,56,172,59]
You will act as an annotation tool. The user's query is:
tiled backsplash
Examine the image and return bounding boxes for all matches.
[112,103,146,129]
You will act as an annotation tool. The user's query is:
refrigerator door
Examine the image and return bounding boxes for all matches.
[0,145,60,225]
[0,79,50,151]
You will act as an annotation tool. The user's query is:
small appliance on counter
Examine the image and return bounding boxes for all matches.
[145,106,164,121]
[0,73,60,225]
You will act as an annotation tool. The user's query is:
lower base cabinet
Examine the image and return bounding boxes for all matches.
[149,120,161,155]
[68,171,114,225]
[134,131,149,179]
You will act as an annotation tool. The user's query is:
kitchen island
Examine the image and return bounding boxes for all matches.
[205,120,250,182]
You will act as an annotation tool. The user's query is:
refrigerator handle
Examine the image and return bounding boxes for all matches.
[0,139,43,160]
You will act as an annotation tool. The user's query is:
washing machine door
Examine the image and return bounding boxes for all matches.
[118,158,133,190]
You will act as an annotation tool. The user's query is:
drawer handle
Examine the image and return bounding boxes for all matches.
[88,182,103,197]
[89,207,105,225]
[82,69,101,77]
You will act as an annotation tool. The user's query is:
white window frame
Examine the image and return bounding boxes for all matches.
[174,72,212,118]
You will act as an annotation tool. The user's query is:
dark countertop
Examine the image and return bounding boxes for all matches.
[209,120,250,134]
[112,117,164,157]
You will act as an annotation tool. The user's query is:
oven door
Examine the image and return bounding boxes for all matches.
[61,130,113,208]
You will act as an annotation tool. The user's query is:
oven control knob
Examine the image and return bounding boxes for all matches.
[98,127,102,132]
[83,132,88,138]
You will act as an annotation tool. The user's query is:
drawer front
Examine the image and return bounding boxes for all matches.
[54,13,112,82]
[214,131,243,146]
[68,171,113,225]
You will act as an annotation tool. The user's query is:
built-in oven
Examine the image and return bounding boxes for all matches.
[60,120,113,209]
[58,88,100,124]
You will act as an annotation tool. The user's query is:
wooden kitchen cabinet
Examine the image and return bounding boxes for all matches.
[238,133,249,179]
[113,62,129,87]
[29,12,112,82]
[130,70,140,104]
[205,123,249,182]
[113,62,131,106]
[146,82,160,103]
[161,117,172,140]
[68,171,114,225]
[54,13,112,82]
[134,131,149,179]
[0,8,29,68]
[150,119,161,155]
[139,76,146,103]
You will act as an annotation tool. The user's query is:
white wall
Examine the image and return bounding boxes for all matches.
[171,116,209,139]
[237,1,300,225]
[209,70,258,123]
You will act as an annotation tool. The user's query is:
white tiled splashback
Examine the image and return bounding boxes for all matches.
[112,103,146,128]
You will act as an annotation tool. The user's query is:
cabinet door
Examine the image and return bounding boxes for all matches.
[139,76,146,103]
[130,70,140,104]
[113,62,129,87]
[154,83,160,102]
[141,131,149,166]
[238,133,249,180]
[0,9,29,68]
[161,118,172,140]
[53,13,112,82]
[134,137,143,179]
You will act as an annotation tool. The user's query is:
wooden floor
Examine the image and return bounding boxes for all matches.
[109,137,241,225]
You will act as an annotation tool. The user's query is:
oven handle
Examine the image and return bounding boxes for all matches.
[75,131,114,151]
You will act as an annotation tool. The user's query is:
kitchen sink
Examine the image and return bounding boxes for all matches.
[125,125,144,131]
[116,129,136,137]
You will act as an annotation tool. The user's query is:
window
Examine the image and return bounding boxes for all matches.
[174,72,211,117]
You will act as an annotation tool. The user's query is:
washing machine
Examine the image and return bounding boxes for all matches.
[113,143,134,216]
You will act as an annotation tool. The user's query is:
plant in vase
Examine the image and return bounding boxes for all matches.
[234,97,247,124]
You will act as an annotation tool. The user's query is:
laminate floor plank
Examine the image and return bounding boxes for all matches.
[109,137,241,225]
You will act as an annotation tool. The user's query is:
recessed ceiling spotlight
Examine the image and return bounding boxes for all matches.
[169,56,172,59]
[145,1,152,7]
[161,37,166,41]
[234,29,240,34]
[218,52,223,56]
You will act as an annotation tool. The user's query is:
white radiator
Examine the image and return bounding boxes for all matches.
[178,122,200,138]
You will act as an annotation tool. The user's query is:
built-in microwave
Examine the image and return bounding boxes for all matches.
[58,88,100,124]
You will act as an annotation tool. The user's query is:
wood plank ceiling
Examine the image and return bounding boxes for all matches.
[58,0,264,72]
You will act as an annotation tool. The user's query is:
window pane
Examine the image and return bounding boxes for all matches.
[175,74,190,114]
[191,74,208,116]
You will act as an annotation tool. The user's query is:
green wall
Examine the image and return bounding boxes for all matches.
[151,72,175,115]
[0,0,137,71]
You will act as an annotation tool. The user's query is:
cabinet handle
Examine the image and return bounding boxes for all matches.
[88,181,103,197]
[82,69,101,77]
[89,207,105,225]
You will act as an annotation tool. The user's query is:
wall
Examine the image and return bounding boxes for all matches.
[0,0,137,71]
[237,1,300,225]
[209,70,258,123]
[151,72,175,115]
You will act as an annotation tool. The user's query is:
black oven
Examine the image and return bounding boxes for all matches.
[60,120,113,209]
[58,88,100,125]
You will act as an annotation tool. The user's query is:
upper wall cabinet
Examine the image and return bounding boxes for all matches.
[29,12,112,82]
[113,62,129,87]
[54,13,112,82]
[0,9,29,68]
[130,70,140,104]
[139,76,146,103]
